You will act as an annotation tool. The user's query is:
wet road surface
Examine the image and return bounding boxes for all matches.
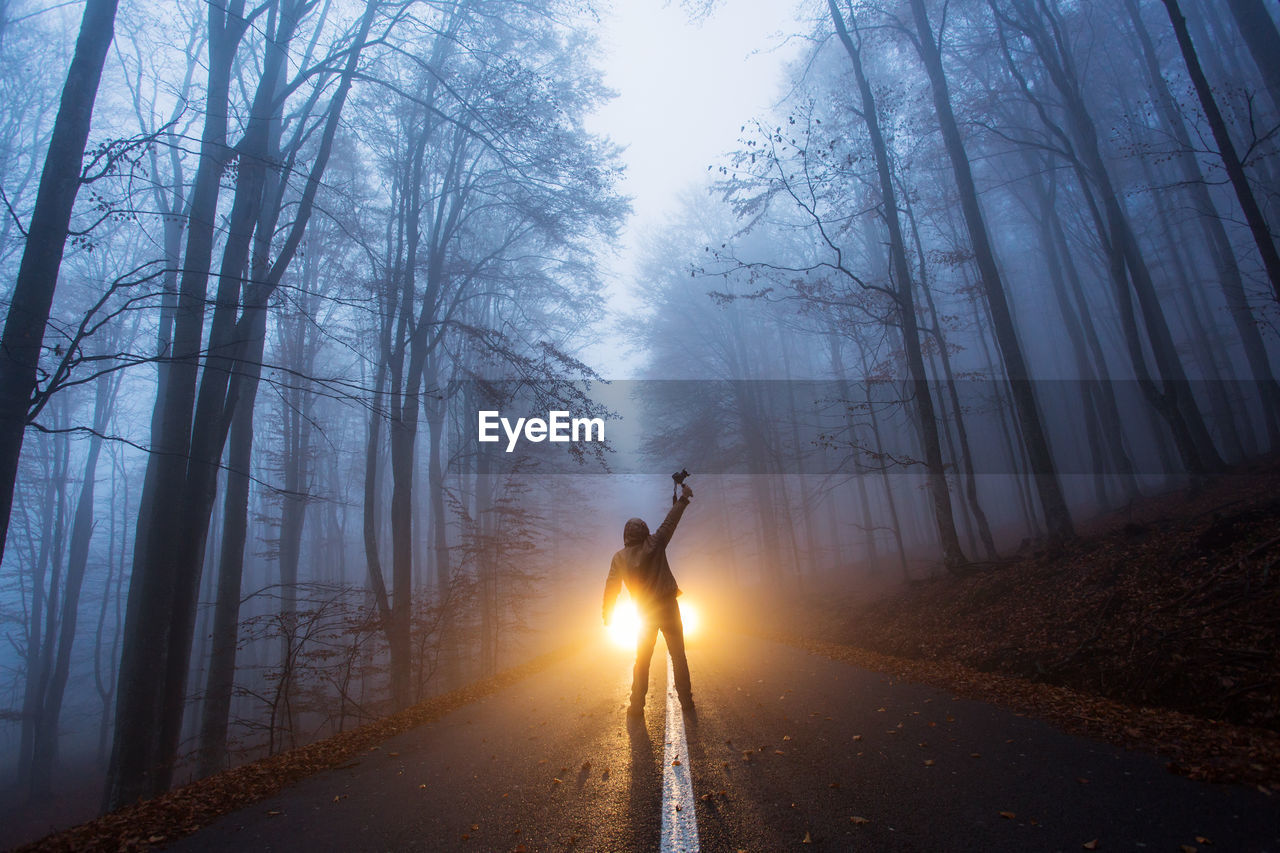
[165,633,1280,851]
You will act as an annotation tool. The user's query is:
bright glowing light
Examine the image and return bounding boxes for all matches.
[607,599,641,648]
[605,597,701,648]
[680,600,699,637]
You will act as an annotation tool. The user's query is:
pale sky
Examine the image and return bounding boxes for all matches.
[582,0,806,378]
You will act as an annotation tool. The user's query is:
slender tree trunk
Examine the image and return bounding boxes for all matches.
[1162,0,1280,303]
[1124,0,1280,446]
[909,0,1073,542]
[17,409,68,789]
[828,0,966,571]
[107,0,374,805]
[829,336,884,573]
[106,3,248,808]
[28,367,119,797]
[1041,174,1142,498]
[0,0,119,563]
[195,350,262,777]
[1023,160,1138,504]
[1223,0,1280,114]
[968,290,1042,539]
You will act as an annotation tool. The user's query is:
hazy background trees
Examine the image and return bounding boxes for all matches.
[0,0,1277,841]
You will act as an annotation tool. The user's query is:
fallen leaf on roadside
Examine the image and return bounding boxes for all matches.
[923,759,935,766]
[850,816,870,825]
[1083,840,1099,850]
[999,811,1016,820]
[802,831,813,843]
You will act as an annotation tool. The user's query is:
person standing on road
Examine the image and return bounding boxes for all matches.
[602,481,695,719]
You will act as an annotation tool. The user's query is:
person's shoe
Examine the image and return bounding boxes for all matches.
[626,704,644,721]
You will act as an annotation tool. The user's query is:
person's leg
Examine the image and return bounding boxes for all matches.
[630,620,660,713]
[662,599,694,708]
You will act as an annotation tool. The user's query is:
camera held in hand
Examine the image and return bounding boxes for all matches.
[672,468,691,504]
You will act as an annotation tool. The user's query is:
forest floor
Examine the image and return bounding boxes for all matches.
[778,464,1280,789]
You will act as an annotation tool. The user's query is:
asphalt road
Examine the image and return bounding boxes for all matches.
[165,632,1280,852]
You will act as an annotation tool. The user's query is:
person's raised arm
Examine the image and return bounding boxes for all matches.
[652,483,692,548]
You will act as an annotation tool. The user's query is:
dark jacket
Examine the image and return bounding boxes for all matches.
[603,495,690,617]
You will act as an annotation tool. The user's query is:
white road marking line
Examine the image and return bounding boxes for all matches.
[661,655,700,853]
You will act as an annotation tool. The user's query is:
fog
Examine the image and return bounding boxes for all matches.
[1,0,1278,842]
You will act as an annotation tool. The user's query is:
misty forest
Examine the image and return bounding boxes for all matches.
[2,0,1279,847]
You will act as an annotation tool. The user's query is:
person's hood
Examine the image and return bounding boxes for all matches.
[623,517,649,546]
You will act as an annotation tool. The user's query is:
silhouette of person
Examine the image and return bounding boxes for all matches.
[603,482,695,719]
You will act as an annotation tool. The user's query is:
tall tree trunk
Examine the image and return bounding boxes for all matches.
[902,191,998,559]
[195,351,262,778]
[1161,0,1280,303]
[1023,159,1139,504]
[0,0,118,563]
[828,0,967,571]
[106,3,248,808]
[1040,172,1142,499]
[28,366,119,797]
[17,410,69,789]
[829,335,884,574]
[1223,0,1280,114]
[909,0,1072,542]
[997,0,1222,476]
[1124,0,1280,446]
[107,0,374,806]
